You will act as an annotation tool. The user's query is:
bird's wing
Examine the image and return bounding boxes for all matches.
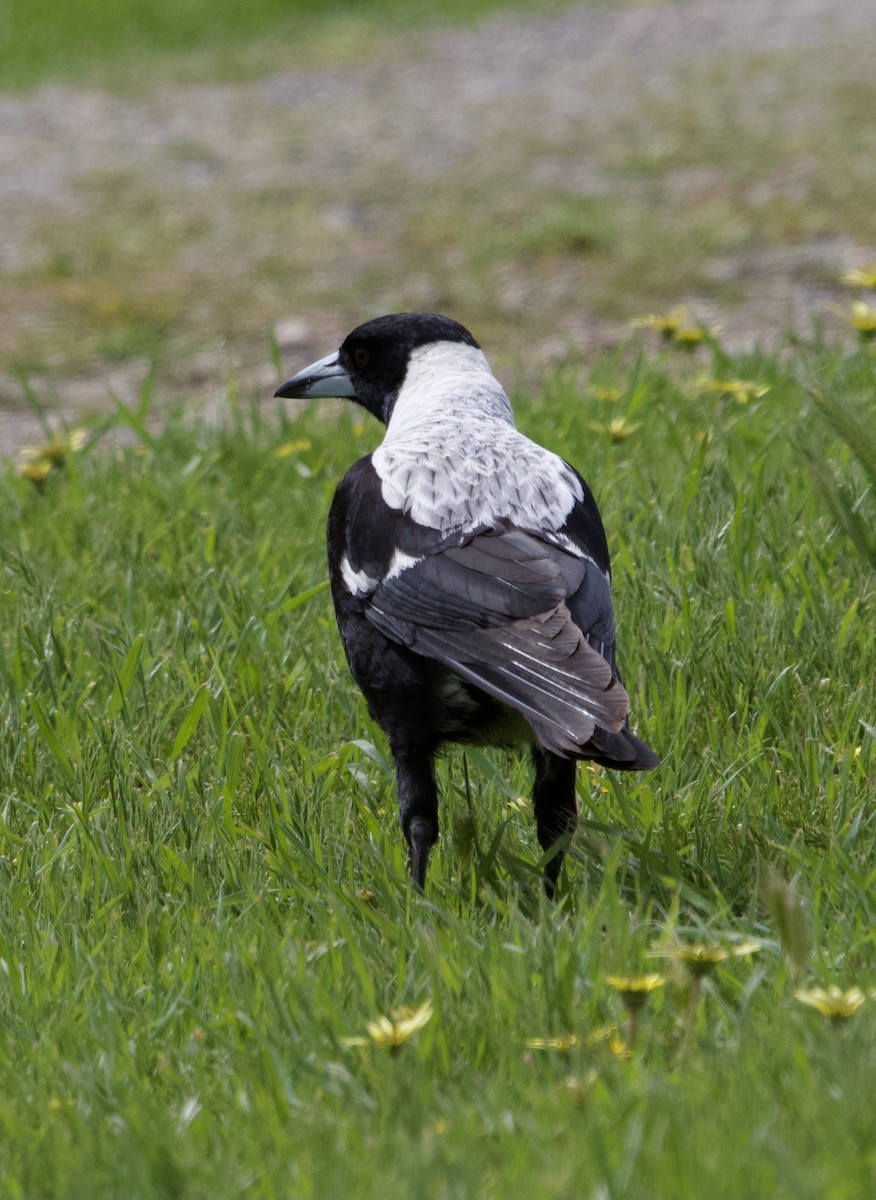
[364,524,630,756]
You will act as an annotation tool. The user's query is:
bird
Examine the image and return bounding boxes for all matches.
[275,312,658,895]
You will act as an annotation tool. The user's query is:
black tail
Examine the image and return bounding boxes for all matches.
[578,723,660,771]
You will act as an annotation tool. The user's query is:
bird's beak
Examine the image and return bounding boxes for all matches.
[274,351,356,399]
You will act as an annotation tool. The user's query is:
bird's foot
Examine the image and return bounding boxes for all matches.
[407,817,437,892]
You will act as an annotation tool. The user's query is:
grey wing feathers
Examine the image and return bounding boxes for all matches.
[410,609,629,756]
[365,527,630,756]
[377,528,584,630]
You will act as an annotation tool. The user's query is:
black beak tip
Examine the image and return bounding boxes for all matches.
[272,354,356,401]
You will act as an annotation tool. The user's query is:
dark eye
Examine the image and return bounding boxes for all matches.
[354,347,369,369]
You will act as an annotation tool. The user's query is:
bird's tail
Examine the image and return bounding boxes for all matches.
[577,723,660,771]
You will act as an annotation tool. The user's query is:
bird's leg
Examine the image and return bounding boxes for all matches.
[393,746,439,891]
[531,748,578,898]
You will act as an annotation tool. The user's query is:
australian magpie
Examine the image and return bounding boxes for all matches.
[275,312,658,895]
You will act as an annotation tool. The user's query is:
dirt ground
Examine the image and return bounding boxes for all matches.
[2,0,875,456]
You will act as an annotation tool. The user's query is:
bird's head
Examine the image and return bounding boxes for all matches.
[274,312,483,424]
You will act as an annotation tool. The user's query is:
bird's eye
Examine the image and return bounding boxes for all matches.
[354,348,369,369]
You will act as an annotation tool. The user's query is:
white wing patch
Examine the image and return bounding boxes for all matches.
[341,556,378,597]
[385,549,422,580]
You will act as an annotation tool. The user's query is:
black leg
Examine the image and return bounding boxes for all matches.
[531,748,578,898]
[393,746,439,891]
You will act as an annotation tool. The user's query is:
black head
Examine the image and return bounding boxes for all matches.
[274,312,481,423]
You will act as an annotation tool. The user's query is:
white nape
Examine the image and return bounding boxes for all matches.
[372,341,583,533]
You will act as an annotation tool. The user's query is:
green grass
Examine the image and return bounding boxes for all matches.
[0,0,608,91]
[1,329,874,1197]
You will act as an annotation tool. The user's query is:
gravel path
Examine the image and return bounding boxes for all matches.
[2,0,875,456]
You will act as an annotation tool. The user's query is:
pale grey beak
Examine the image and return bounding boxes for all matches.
[274,351,356,399]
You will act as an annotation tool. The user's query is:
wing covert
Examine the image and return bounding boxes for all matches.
[364,525,629,755]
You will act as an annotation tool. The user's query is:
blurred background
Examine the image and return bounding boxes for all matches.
[2,0,875,452]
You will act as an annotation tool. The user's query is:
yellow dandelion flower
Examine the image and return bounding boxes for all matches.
[274,438,312,458]
[526,1033,581,1051]
[606,975,663,1048]
[663,943,728,976]
[630,307,688,339]
[840,266,876,289]
[795,986,865,1022]
[608,417,642,443]
[588,385,622,403]
[606,973,664,1012]
[608,1030,632,1058]
[20,460,52,488]
[19,428,87,467]
[580,1022,632,1057]
[342,999,433,1052]
[672,325,718,350]
[654,939,761,977]
[847,301,876,338]
[369,1000,433,1044]
[355,888,379,907]
[696,376,770,404]
[590,417,643,443]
